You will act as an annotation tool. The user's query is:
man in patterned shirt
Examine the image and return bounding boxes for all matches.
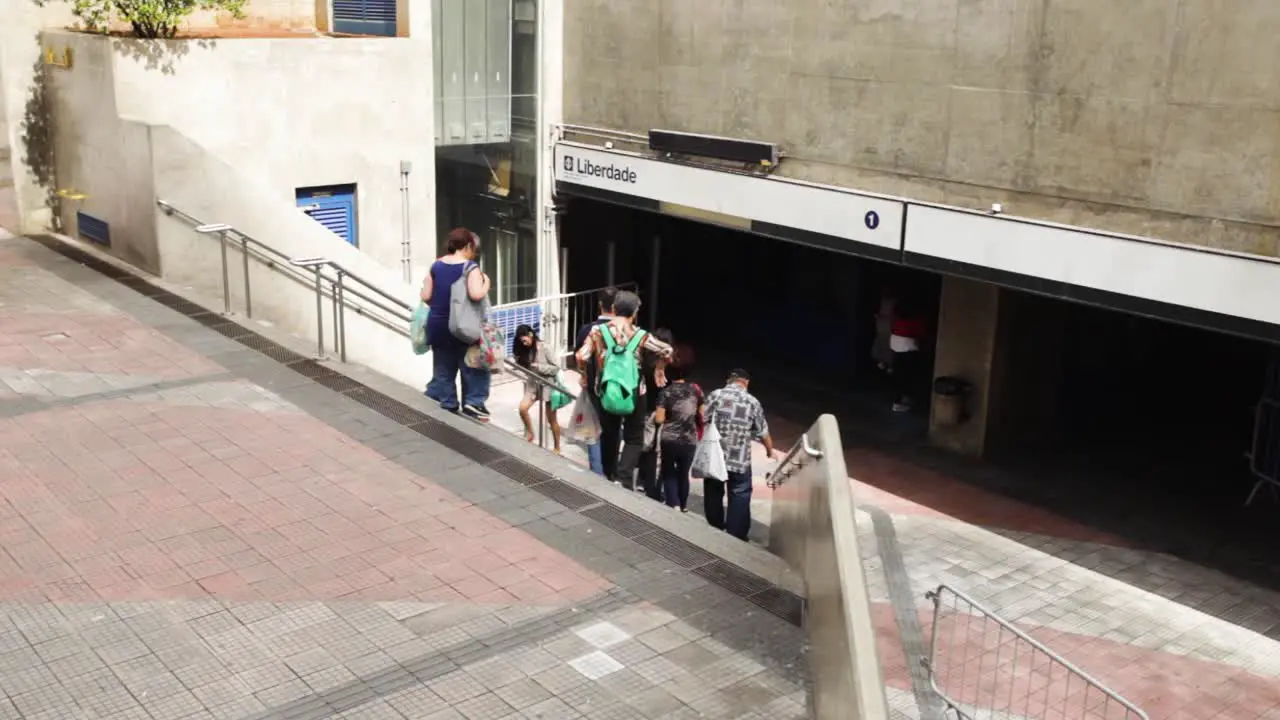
[704,369,776,540]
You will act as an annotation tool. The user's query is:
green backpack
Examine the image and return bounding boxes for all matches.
[599,328,647,415]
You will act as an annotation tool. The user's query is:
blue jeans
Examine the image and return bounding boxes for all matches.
[586,443,604,475]
[425,340,490,411]
[704,469,753,540]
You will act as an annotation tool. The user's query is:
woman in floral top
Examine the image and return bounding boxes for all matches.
[654,363,704,512]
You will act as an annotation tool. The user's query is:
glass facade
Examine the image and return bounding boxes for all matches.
[433,0,540,305]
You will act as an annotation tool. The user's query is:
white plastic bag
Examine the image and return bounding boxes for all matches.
[566,394,602,447]
[691,420,727,481]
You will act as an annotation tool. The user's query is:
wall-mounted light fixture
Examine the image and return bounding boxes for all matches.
[649,129,779,167]
[43,46,73,69]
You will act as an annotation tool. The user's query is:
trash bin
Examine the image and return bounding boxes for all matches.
[932,376,971,427]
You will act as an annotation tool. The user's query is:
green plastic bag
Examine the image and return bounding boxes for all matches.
[410,301,430,355]
[549,371,573,412]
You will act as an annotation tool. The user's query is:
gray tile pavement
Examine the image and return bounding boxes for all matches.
[0,235,812,717]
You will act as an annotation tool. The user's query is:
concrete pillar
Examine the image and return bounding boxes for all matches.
[929,276,1001,456]
[985,291,1069,457]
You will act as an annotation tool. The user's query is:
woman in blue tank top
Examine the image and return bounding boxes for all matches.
[420,228,492,421]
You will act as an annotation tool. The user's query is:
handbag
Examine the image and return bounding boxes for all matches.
[566,393,602,447]
[448,262,488,344]
[549,371,574,411]
[464,323,507,370]
[643,412,659,450]
[691,419,727,481]
[410,301,430,355]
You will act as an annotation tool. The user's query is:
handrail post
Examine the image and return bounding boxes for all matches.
[314,266,326,359]
[196,224,235,315]
[330,273,339,355]
[240,236,252,318]
[538,397,545,448]
[289,257,339,360]
[335,269,347,363]
[220,233,231,315]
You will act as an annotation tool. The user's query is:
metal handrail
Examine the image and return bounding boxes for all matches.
[923,584,1150,719]
[766,415,890,719]
[766,432,824,489]
[157,199,413,361]
[502,358,577,398]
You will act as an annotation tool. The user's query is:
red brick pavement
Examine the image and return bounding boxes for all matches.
[843,449,1128,546]
[0,399,610,607]
[0,311,223,379]
[871,603,1280,720]
[759,414,1126,546]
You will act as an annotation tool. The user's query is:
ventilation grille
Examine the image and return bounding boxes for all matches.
[77,212,111,246]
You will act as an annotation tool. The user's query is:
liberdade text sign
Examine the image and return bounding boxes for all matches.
[554,142,904,251]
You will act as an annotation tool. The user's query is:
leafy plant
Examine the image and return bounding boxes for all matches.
[62,0,247,38]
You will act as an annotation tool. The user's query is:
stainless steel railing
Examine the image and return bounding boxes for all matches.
[923,584,1149,720]
[768,420,1150,720]
[765,415,891,720]
[157,200,413,362]
[536,282,639,360]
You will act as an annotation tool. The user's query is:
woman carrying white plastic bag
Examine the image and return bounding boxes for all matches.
[690,419,727,482]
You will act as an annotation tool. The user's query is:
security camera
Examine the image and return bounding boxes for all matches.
[990,203,1003,215]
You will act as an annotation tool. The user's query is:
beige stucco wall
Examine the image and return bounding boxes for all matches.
[563,0,1280,257]
[0,0,79,233]
[0,0,332,237]
[44,28,435,278]
[44,27,433,388]
[150,126,429,389]
[46,34,159,271]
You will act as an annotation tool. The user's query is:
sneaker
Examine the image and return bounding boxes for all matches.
[464,403,491,420]
[891,402,910,413]
[461,406,490,423]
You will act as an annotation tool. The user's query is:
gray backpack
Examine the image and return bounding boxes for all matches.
[448,262,488,344]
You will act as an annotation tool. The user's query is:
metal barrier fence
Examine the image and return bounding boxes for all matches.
[923,585,1149,720]
[766,415,890,720]
[539,282,640,359]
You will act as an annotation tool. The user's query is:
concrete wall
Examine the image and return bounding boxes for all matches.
[0,0,78,232]
[44,28,436,279]
[929,276,1000,456]
[43,27,433,389]
[46,34,159,271]
[151,125,429,389]
[0,58,14,232]
[564,0,1280,257]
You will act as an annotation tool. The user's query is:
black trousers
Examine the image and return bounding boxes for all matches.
[594,390,648,489]
[893,350,921,402]
[660,441,695,509]
[638,443,661,501]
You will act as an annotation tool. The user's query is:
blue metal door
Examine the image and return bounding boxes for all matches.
[332,0,396,36]
[296,185,358,247]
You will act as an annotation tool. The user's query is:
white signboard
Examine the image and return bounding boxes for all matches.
[554,143,905,253]
[905,204,1280,327]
